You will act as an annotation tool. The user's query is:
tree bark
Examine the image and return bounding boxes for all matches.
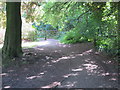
[118,2,120,55]
[2,2,22,61]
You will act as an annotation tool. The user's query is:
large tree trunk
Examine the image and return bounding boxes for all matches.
[118,2,120,55]
[2,2,22,61]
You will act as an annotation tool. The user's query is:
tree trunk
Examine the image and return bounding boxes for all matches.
[2,2,22,61]
[118,2,120,55]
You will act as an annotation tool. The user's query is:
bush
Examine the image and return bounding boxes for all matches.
[96,37,119,56]
[22,30,38,41]
[60,30,89,44]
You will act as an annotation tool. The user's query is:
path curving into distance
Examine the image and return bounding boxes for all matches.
[2,39,119,88]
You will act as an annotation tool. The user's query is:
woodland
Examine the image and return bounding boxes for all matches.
[0,1,120,88]
[0,2,119,62]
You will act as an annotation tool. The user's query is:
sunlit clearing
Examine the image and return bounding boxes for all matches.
[22,41,49,48]
[41,82,61,88]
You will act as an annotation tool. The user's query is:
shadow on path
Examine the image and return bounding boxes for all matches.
[2,39,118,88]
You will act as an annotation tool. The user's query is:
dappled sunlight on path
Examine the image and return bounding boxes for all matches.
[2,39,118,88]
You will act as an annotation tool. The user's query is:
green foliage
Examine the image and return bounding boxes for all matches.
[25,31,38,41]
[60,30,89,44]
[0,2,6,28]
[32,21,55,31]
[40,2,118,56]
[1,2,118,57]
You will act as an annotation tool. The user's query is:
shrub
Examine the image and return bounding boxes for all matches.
[22,30,38,41]
[60,30,89,44]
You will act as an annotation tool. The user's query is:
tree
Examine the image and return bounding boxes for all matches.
[2,2,22,62]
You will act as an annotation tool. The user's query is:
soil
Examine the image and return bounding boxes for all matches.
[2,39,119,88]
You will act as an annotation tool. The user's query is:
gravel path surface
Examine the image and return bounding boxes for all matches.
[2,39,119,88]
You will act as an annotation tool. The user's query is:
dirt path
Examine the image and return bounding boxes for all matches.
[2,39,118,88]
